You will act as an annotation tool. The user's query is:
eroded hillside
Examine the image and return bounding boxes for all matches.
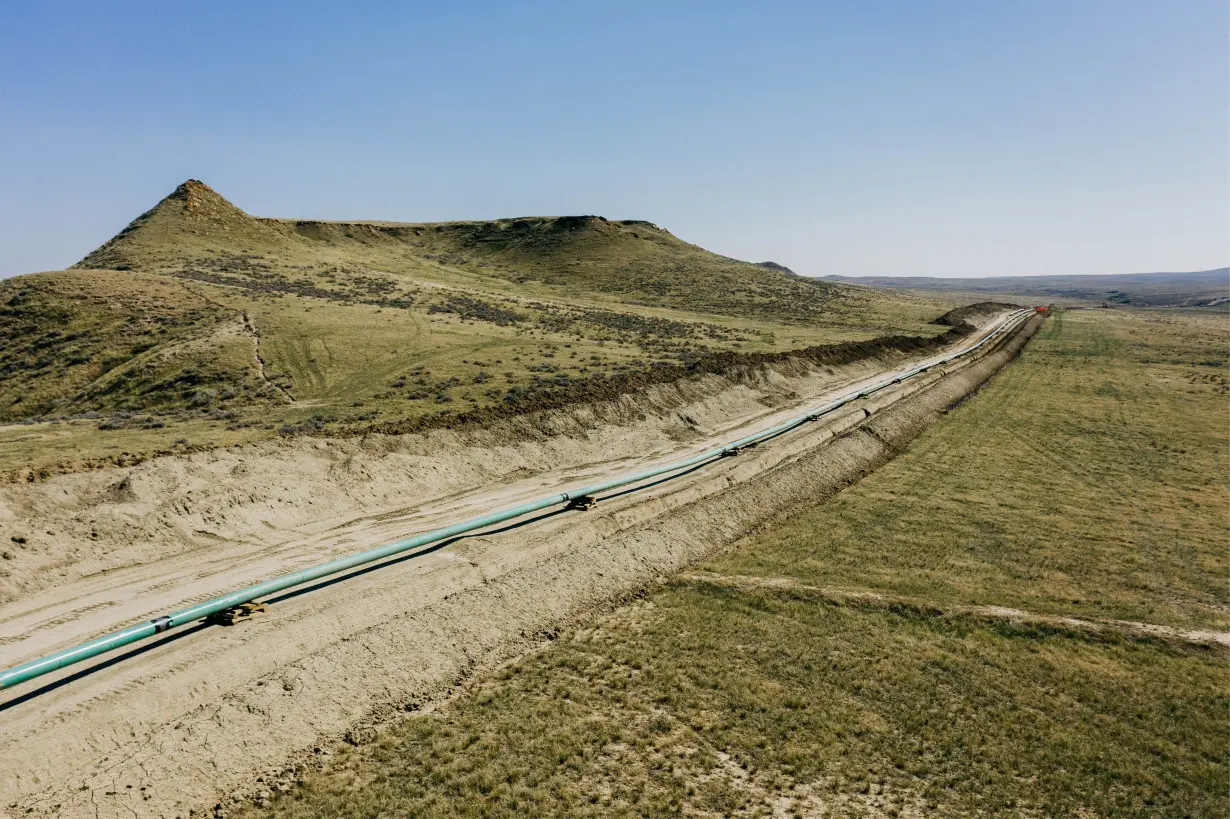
[77,181,858,322]
[2,180,968,475]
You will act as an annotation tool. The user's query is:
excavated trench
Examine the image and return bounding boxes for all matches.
[0,311,1042,819]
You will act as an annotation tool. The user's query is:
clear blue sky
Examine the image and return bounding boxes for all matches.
[1,0,1226,279]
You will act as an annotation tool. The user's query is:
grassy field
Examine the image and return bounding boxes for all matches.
[0,181,958,476]
[708,308,1230,631]
[243,308,1228,818]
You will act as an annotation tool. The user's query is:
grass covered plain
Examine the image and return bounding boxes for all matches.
[244,308,1229,818]
[709,308,1230,631]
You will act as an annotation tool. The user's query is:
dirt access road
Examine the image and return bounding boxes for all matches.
[0,310,1038,819]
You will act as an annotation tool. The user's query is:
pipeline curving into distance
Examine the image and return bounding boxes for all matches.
[0,309,1035,692]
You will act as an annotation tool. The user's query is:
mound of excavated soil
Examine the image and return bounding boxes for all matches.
[0,312,1042,819]
[934,301,1022,327]
[0,338,937,605]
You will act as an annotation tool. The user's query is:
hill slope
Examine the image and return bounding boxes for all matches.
[79,180,854,322]
[3,180,967,474]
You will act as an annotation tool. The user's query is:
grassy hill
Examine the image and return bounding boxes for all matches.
[2,180,964,475]
[76,180,908,323]
[823,268,1229,307]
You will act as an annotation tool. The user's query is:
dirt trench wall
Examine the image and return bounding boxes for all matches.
[0,314,1042,819]
[498,313,1045,599]
[216,314,1043,813]
[933,301,1022,327]
[0,334,959,606]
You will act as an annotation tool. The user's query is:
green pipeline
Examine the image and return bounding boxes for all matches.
[0,311,1032,691]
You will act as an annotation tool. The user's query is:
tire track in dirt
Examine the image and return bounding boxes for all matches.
[678,572,1230,649]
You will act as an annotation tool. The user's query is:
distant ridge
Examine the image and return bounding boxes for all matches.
[821,268,1230,307]
[755,261,795,275]
[822,268,1229,285]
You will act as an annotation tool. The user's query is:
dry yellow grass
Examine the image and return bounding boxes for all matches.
[241,308,1229,817]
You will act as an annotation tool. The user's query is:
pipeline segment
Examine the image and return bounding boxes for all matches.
[0,310,1032,691]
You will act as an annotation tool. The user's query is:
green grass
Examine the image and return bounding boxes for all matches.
[242,308,1229,818]
[0,180,961,476]
[247,590,1226,818]
[707,308,1230,630]
[0,269,266,420]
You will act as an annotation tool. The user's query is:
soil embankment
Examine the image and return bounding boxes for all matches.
[0,320,989,606]
[933,301,1022,327]
[0,312,1041,819]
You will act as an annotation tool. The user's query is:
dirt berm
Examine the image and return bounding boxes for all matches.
[0,311,1041,819]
